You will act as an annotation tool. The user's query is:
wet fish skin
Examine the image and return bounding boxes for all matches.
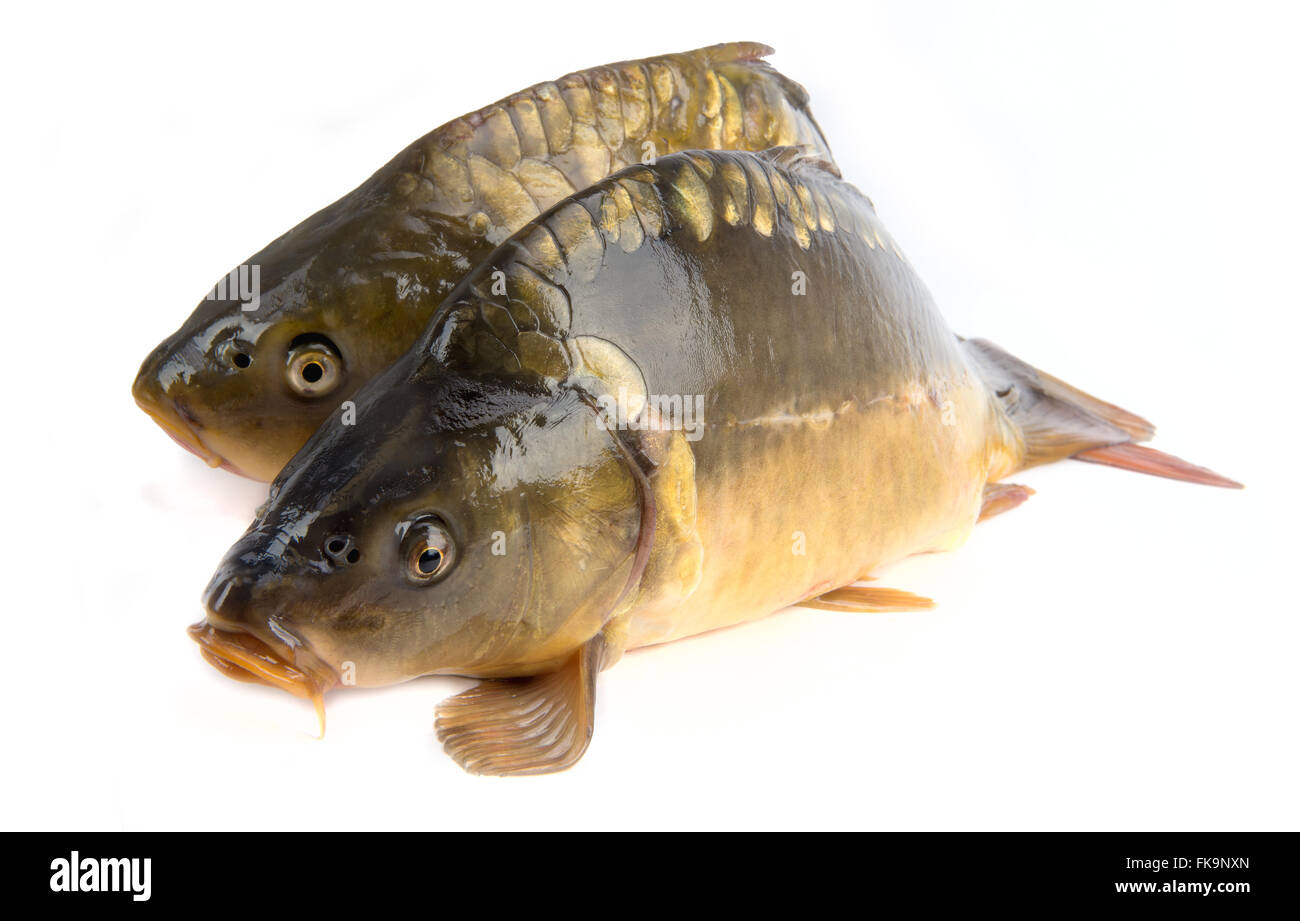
[192,148,1233,774]
[133,42,831,481]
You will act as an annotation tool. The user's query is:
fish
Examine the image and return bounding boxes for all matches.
[132,42,831,481]
[188,147,1240,775]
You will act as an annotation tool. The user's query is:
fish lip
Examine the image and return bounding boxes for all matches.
[133,391,253,478]
[187,620,338,701]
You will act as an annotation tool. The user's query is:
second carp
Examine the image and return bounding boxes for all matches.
[133,42,831,480]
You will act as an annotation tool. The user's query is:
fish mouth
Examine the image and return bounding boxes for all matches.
[187,621,337,735]
[134,382,223,468]
[133,392,255,479]
[131,368,236,474]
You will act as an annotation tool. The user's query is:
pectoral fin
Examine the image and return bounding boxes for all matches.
[797,585,935,613]
[435,633,611,776]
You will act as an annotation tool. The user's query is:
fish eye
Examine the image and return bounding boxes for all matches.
[286,336,343,397]
[218,340,254,370]
[402,518,456,584]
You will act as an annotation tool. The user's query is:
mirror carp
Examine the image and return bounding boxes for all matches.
[189,148,1239,775]
[133,42,831,481]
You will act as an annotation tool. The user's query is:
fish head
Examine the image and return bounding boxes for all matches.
[192,370,645,691]
[133,186,470,481]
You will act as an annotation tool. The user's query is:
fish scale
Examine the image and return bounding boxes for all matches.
[440,147,908,389]
[400,42,827,242]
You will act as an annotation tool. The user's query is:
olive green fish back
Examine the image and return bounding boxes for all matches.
[422,147,908,395]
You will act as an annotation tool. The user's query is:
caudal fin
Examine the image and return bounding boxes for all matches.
[963,338,1241,489]
[1074,443,1242,488]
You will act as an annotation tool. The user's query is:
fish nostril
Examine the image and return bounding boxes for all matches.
[324,534,358,565]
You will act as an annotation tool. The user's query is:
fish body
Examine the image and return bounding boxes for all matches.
[133,42,831,481]
[409,148,1016,653]
[191,148,1238,774]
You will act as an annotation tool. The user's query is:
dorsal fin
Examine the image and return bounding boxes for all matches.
[702,41,776,64]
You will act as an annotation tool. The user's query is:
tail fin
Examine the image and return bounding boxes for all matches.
[963,338,1242,489]
[1073,443,1242,489]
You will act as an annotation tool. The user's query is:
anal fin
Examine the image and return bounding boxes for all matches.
[979,482,1035,522]
[797,584,934,613]
[435,634,609,777]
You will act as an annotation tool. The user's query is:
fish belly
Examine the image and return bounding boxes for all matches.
[626,378,993,648]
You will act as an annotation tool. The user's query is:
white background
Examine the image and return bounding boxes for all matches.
[3,1,1296,831]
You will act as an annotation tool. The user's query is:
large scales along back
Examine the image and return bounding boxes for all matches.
[133,42,832,481]
[422,145,950,412]
[401,42,833,244]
